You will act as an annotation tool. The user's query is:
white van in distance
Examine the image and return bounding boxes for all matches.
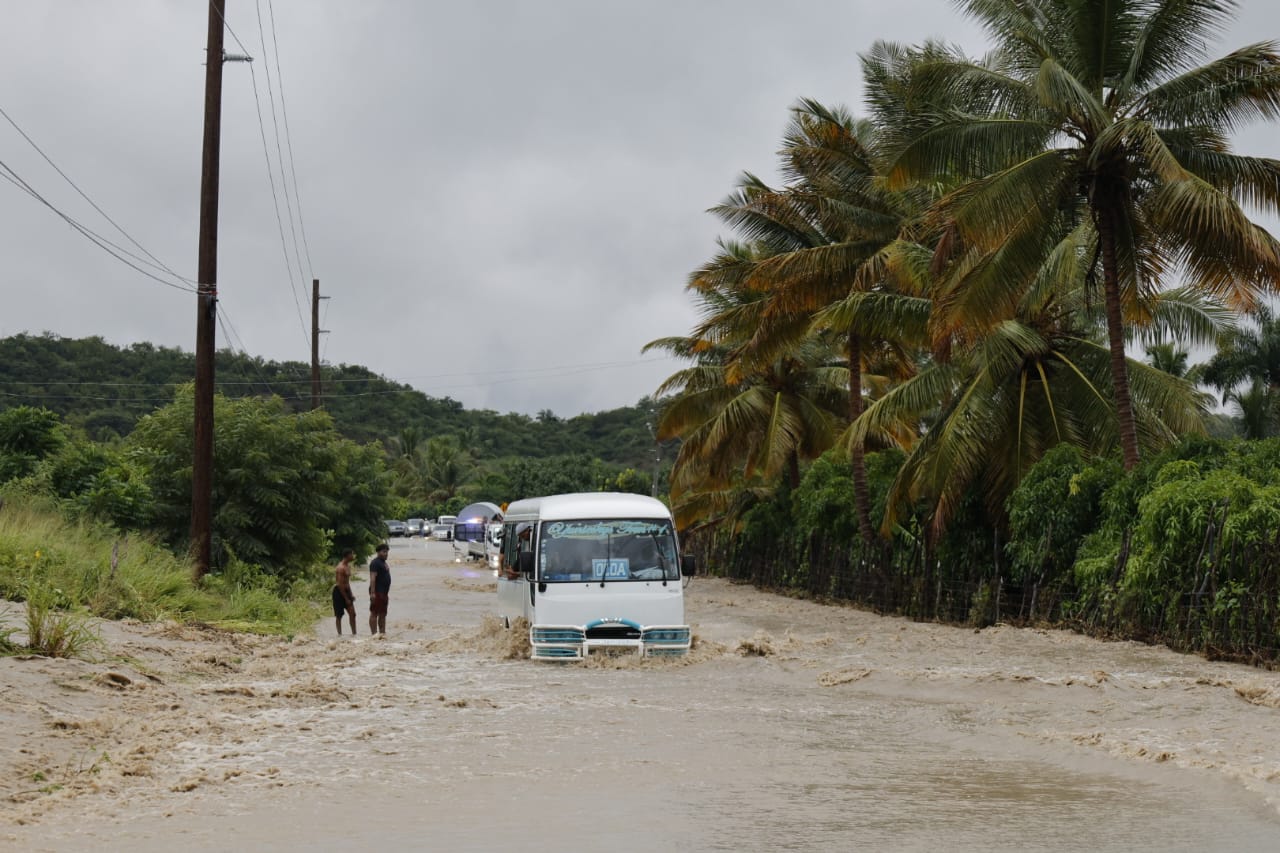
[497,492,696,660]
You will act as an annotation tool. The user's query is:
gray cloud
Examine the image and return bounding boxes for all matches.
[1,1,1275,416]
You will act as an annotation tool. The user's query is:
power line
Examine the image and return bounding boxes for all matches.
[385,356,678,385]
[0,355,678,406]
[266,0,315,282]
[257,0,312,285]
[215,292,314,386]
[0,158,197,294]
[244,63,311,350]
[217,306,278,396]
[212,5,252,58]
[211,0,311,352]
[0,103,196,287]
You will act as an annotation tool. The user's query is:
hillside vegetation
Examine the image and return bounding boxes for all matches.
[0,333,671,471]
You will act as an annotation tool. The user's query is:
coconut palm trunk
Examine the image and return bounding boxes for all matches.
[847,330,876,542]
[1097,207,1141,470]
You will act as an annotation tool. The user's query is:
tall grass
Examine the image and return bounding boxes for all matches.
[0,494,323,645]
[23,579,100,658]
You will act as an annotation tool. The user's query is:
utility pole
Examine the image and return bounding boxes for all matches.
[311,279,328,410]
[646,419,661,498]
[191,0,227,580]
[192,2,251,579]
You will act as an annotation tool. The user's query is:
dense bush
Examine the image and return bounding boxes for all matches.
[502,454,615,499]
[35,439,154,530]
[0,406,64,481]
[127,389,392,577]
[696,435,1280,663]
[1006,445,1121,614]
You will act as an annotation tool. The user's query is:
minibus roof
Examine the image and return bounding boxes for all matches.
[504,492,671,523]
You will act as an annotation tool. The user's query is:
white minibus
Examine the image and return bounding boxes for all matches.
[497,492,696,660]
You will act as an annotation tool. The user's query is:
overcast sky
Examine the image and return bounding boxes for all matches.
[2,2,1277,418]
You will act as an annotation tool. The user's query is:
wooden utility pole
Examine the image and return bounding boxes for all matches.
[192,0,227,579]
[311,278,327,410]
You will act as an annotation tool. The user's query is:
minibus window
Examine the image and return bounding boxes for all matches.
[538,519,679,582]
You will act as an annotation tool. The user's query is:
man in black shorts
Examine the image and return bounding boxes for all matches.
[332,548,357,635]
[368,543,391,635]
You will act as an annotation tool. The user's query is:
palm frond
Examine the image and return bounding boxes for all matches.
[1120,0,1241,94]
[1140,42,1280,131]
[888,116,1056,189]
[813,290,932,344]
[1147,177,1280,307]
[1034,55,1109,133]
[1126,286,1238,347]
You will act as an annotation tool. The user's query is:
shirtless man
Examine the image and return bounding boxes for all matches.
[332,548,357,635]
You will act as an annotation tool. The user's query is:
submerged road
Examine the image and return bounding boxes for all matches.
[7,536,1280,851]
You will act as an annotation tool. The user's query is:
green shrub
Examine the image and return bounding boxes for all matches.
[1125,466,1280,626]
[1006,445,1120,586]
[126,388,391,578]
[36,440,156,530]
[0,406,64,482]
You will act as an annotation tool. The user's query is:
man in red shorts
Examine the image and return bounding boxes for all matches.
[368,542,391,635]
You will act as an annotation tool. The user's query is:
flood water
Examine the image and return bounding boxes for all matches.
[7,537,1280,851]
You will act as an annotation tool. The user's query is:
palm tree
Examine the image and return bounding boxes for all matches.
[848,253,1215,534]
[1202,304,1280,436]
[703,100,930,543]
[1226,380,1276,439]
[1145,342,1190,377]
[1202,304,1280,393]
[644,247,847,510]
[420,435,473,502]
[393,426,422,460]
[879,0,1280,470]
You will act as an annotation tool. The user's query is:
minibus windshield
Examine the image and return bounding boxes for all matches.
[538,519,679,582]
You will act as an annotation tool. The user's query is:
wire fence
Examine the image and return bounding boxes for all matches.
[686,525,1280,669]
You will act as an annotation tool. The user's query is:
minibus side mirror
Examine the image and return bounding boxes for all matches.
[518,551,535,578]
[681,554,696,577]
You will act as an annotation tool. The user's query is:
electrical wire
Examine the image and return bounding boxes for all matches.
[0,104,197,287]
[266,0,315,283]
[217,306,278,396]
[0,159,197,294]
[0,354,677,409]
[244,62,311,351]
[257,0,312,287]
[213,0,312,352]
[216,287,314,387]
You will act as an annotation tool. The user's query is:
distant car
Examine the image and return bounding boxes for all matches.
[430,523,453,541]
[406,518,425,537]
[385,519,407,537]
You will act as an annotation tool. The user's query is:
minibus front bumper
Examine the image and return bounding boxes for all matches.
[530,618,691,659]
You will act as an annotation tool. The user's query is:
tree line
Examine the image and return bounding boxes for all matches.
[0,333,675,577]
[651,0,1280,662]
[0,332,671,471]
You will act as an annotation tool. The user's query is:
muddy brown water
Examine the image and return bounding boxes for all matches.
[4,537,1280,851]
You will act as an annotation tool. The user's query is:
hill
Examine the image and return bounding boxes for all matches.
[0,333,671,470]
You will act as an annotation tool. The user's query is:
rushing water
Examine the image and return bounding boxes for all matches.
[7,537,1280,852]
